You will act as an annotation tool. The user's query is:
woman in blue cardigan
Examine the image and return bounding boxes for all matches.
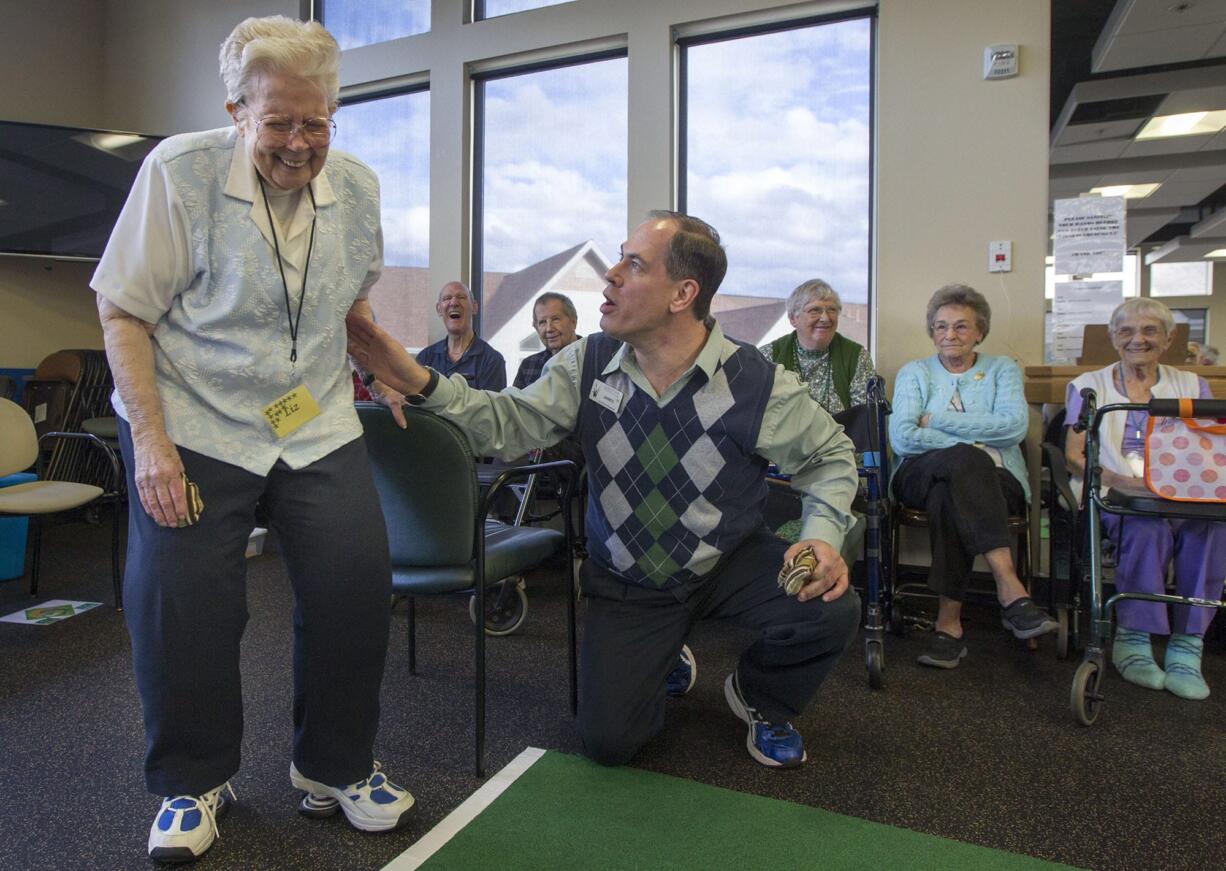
[889,284,1057,669]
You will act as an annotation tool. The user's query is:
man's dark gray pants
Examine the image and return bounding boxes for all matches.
[577,528,860,766]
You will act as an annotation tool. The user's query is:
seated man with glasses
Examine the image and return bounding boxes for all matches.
[888,283,1058,670]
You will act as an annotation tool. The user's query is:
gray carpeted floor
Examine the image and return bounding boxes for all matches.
[0,515,1222,870]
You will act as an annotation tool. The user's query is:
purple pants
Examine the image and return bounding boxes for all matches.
[1102,513,1226,636]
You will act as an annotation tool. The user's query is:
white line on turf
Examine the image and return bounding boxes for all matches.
[381,746,547,870]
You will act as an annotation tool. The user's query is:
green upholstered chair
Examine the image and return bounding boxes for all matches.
[357,402,578,777]
[0,397,123,608]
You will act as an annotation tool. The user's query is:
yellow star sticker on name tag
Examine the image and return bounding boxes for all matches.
[262,384,321,438]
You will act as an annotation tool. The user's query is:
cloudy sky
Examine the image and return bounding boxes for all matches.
[324,0,429,50]
[336,91,431,268]
[685,20,871,303]
[481,59,628,274]
[331,9,871,312]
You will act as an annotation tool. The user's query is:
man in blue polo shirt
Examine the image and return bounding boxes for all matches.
[416,281,506,390]
[349,212,859,769]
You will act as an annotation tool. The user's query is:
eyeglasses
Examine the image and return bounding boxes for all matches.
[802,306,840,319]
[932,321,975,337]
[253,114,337,146]
[1112,325,1164,340]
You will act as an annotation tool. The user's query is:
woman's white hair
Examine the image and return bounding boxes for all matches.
[1108,297,1175,336]
[219,16,340,106]
[787,279,841,320]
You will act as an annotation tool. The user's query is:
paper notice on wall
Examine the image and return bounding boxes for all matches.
[1052,280,1122,361]
[1053,196,1125,276]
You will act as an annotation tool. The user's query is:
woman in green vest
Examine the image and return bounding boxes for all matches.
[760,279,875,415]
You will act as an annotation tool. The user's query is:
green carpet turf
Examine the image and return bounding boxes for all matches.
[417,751,1081,870]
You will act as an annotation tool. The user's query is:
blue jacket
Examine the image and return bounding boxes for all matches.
[889,353,1029,501]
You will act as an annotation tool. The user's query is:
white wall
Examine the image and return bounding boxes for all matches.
[1,0,106,128]
[102,0,299,135]
[875,0,1050,378]
[0,0,108,368]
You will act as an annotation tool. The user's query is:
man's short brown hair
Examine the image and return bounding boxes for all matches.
[645,210,727,320]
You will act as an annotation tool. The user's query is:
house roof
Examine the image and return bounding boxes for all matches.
[481,241,591,337]
[711,297,787,346]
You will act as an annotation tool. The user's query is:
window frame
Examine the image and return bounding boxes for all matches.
[676,9,878,352]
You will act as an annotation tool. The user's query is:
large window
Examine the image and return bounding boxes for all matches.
[320,0,429,50]
[681,15,874,350]
[476,1,575,20]
[1150,261,1213,297]
[474,56,628,384]
[336,89,431,351]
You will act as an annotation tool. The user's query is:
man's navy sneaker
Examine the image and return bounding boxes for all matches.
[666,644,697,697]
[723,671,806,768]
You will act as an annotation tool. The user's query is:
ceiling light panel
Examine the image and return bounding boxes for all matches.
[1090,183,1161,199]
[1137,109,1226,140]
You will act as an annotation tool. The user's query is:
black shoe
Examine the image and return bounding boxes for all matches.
[917,631,967,669]
[1000,597,1059,640]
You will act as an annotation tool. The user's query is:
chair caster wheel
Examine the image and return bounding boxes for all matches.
[470,578,528,636]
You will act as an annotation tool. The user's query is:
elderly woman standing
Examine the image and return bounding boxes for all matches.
[1064,298,1226,700]
[93,17,413,863]
[889,284,1057,669]
[760,279,875,414]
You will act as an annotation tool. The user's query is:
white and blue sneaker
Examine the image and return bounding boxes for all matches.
[147,782,235,863]
[723,671,807,768]
[290,761,414,832]
[665,644,698,697]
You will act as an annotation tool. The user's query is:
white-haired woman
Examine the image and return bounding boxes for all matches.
[1064,298,1226,701]
[93,16,412,862]
[889,284,1057,669]
[760,279,875,414]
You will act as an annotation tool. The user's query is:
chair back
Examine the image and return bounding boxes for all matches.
[357,402,479,568]
[0,398,38,478]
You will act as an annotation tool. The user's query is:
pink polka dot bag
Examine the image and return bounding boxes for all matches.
[1145,415,1226,502]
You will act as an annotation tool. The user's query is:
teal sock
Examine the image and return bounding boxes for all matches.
[1164,633,1210,700]
[1112,628,1165,690]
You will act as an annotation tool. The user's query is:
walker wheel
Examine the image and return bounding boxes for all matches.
[1070,660,1103,726]
[886,603,907,637]
[1056,608,1070,660]
[866,641,885,690]
[470,578,528,636]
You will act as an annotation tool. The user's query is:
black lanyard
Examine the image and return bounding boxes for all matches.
[258,176,317,367]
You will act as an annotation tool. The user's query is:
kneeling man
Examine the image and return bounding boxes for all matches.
[348,211,859,768]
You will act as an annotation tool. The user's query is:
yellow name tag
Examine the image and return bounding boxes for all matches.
[262,384,321,438]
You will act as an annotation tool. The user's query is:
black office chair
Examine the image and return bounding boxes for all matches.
[356,403,578,777]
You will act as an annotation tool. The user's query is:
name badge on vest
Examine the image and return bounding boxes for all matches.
[589,379,624,414]
[262,384,321,438]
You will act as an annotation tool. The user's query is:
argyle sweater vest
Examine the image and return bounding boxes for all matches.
[578,332,774,588]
